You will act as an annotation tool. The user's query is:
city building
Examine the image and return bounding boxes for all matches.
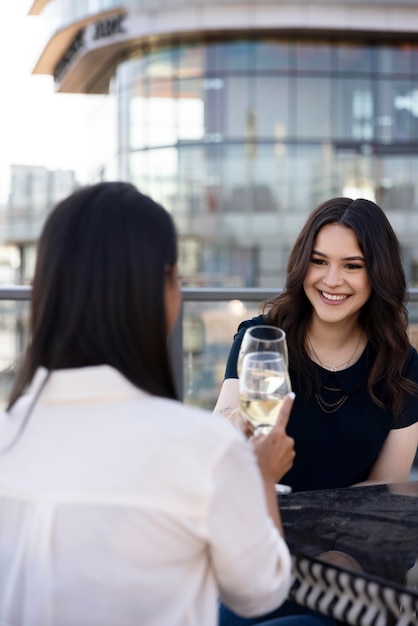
[28,0,418,288]
[0,165,78,405]
[2,165,78,283]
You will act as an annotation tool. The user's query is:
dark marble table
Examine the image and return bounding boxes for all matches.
[279,481,418,626]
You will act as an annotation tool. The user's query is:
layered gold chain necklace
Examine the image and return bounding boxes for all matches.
[307,334,364,413]
[307,333,364,372]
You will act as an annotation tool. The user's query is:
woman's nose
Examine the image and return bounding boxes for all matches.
[323,265,343,287]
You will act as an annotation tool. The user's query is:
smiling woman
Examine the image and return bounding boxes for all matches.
[215,196,418,626]
[215,196,418,486]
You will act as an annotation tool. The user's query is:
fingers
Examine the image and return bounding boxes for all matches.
[271,392,295,432]
[227,408,255,438]
[252,425,295,484]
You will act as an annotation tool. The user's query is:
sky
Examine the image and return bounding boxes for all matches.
[0,2,97,203]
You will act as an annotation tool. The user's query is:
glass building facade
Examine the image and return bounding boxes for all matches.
[113,36,418,287]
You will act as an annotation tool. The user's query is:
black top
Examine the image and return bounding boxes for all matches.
[225,315,418,492]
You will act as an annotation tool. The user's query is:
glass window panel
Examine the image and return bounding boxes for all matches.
[254,40,290,71]
[147,148,178,212]
[117,81,132,153]
[130,80,148,149]
[374,154,418,213]
[295,77,331,139]
[224,77,250,138]
[378,44,418,76]
[223,145,252,213]
[177,79,205,141]
[0,300,30,410]
[203,77,225,137]
[177,43,205,78]
[286,145,336,212]
[222,41,252,72]
[147,80,177,146]
[252,144,282,213]
[376,79,418,142]
[335,77,375,140]
[412,47,418,76]
[129,151,150,194]
[205,42,225,72]
[254,75,290,139]
[295,42,332,71]
[392,80,418,140]
[337,44,375,74]
[117,55,149,89]
[202,143,223,202]
[176,146,222,224]
[147,48,175,78]
[333,147,376,201]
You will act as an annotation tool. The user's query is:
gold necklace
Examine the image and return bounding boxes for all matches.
[307,334,363,372]
[307,334,364,414]
[315,385,349,413]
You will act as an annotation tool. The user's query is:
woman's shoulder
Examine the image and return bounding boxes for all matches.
[403,344,418,380]
[151,396,248,458]
[235,315,267,339]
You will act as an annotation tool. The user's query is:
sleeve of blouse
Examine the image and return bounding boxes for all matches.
[224,316,265,379]
[396,345,418,428]
[207,434,292,617]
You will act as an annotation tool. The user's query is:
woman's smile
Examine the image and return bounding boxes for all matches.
[319,290,349,303]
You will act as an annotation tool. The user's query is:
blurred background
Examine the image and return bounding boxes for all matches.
[2,2,418,432]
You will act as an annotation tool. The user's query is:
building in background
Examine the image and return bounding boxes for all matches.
[0,165,78,405]
[28,0,418,288]
[1,164,78,283]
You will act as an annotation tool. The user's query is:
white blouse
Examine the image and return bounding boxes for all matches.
[0,365,291,626]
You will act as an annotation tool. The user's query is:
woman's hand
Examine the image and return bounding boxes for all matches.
[251,393,296,484]
[226,407,255,438]
[213,379,255,437]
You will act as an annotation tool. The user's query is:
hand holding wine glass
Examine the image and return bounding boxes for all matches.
[251,392,296,487]
[238,326,294,493]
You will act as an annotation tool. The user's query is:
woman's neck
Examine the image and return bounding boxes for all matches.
[306,317,367,371]
[308,314,363,346]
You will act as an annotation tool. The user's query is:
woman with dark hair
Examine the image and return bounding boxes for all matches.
[216,196,418,625]
[216,196,418,489]
[0,181,309,626]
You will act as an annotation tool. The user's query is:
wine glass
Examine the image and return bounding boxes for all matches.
[237,326,288,378]
[239,351,292,435]
[239,349,293,496]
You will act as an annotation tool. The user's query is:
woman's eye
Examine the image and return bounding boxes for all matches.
[311,258,325,265]
[345,264,362,270]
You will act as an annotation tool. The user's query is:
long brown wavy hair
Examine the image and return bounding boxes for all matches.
[263,197,417,417]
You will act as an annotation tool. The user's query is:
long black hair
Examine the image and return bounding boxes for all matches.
[264,197,416,416]
[8,181,179,409]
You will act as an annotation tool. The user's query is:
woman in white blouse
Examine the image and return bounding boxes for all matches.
[0,182,327,626]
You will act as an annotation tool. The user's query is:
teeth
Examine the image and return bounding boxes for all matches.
[322,291,347,301]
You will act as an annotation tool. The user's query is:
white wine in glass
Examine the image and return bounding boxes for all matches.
[239,351,292,435]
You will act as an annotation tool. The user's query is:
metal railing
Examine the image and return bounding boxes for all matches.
[2,286,418,399]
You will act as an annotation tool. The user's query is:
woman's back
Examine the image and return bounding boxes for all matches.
[0,365,291,626]
[1,183,296,626]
